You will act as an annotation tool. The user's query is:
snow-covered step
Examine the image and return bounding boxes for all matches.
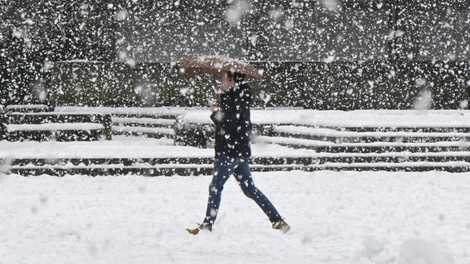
[269,125,470,145]
[112,117,175,127]
[178,109,470,149]
[3,111,112,142]
[255,135,470,152]
[8,166,212,177]
[55,106,191,118]
[111,117,176,138]
[7,150,470,166]
[5,104,51,113]
[5,112,111,124]
[112,126,175,138]
[5,150,470,176]
[8,160,470,176]
[273,125,470,141]
[5,123,105,142]
[6,123,104,131]
[53,106,187,139]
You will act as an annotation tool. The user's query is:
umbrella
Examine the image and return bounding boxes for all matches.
[179,55,263,79]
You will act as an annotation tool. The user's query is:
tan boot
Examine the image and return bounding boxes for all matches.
[272,219,290,234]
[186,224,212,235]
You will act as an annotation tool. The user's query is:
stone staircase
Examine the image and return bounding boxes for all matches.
[1,105,112,142]
[253,123,470,171]
[111,115,176,139]
[2,108,470,175]
[55,106,188,140]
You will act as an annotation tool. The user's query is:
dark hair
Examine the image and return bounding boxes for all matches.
[227,71,246,83]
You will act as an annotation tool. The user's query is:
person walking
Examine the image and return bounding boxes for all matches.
[187,71,290,235]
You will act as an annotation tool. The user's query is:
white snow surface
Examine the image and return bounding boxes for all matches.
[0,169,467,264]
[1,109,469,263]
[0,143,469,264]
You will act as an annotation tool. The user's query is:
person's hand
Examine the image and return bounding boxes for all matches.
[210,103,219,112]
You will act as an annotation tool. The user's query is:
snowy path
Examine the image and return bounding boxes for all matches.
[0,171,467,264]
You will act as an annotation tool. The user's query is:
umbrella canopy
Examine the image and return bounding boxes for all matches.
[179,55,263,79]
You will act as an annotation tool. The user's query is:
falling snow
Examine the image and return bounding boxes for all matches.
[1,1,470,263]
[1,1,470,109]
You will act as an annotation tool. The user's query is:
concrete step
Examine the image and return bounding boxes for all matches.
[255,136,470,152]
[5,153,470,176]
[111,126,175,138]
[271,125,470,143]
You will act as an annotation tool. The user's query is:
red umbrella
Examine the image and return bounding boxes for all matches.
[179,55,263,79]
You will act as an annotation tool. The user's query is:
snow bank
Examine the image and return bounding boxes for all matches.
[396,234,454,264]
[353,232,455,264]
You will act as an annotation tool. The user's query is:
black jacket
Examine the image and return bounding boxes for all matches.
[210,83,252,157]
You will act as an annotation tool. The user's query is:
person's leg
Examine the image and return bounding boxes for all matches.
[202,156,234,227]
[234,158,282,223]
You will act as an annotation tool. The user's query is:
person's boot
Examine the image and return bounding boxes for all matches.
[186,223,212,235]
[272,219,290,234]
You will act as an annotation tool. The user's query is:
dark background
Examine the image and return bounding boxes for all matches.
[1,0,470,109]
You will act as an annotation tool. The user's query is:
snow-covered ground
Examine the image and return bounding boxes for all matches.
[0,170,467,264]
[1,109,469,263]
